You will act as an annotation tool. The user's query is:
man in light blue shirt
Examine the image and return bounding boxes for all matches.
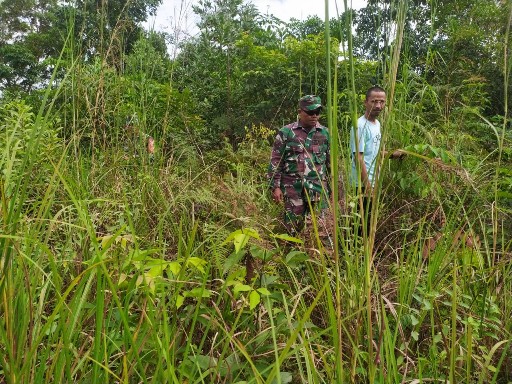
[350,111,383,189]
[350,86,403,236]
[350,87,386,192]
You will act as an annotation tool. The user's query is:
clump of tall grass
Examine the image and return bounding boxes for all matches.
[318,0,512,382]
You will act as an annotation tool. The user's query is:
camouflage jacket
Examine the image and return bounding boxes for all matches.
[267,121,330,194]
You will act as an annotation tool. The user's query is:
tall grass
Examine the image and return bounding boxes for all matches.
[0,0,511,383]
[323,0,511,382]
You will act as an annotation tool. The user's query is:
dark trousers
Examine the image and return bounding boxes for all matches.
[356,189,373,238]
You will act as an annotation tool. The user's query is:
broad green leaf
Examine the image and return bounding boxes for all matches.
[147,265,165,278]
[168,261,181,276]
[271,233,303,244]
[187,257,207,273]
[281,371,293,383]
[233,233,250,253]
[120,236,128,249]
[422,298,432,310]
[118,273,127,286]
[257,287,271,296]
[100,235,113,249]
[189,354,216,370]
[270,371,293,384]
[285,250,309,266]
[176,295,185,309]
[143,273,156,294]
[133,256,165,271]
[223,228,261,249]
[260,274,280,286]
[184,287,212,298]
[250,245,276,261]
[130,249,152,262]
[118,234,137,249]
[233,283,252,295]
[249,290,260,310]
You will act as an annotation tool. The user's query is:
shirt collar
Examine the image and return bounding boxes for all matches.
[294,121,322,131]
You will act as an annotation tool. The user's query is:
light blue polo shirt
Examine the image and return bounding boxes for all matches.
[350,115,382,187]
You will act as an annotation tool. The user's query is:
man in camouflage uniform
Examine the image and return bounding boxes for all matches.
[267,95,331,234]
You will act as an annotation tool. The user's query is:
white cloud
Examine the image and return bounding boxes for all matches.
[144,0,367,36]
[254,0,366,21]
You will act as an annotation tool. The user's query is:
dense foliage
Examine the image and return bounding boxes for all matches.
[0,0,511,382]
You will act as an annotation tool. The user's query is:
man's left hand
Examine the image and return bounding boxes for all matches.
[390,149,405,159]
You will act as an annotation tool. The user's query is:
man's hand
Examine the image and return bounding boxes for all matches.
[390,149,405,159]
[383,149,406,159]
[272,188,283,204]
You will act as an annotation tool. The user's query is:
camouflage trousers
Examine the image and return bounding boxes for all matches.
[282,183,329,235]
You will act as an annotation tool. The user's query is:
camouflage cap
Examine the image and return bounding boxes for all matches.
[299,95,322,111]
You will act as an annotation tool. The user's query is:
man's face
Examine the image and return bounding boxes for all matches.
[298,108,321,128]
[364,91,386,120]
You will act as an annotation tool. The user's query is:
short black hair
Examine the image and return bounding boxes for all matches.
[366,86,386,100]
